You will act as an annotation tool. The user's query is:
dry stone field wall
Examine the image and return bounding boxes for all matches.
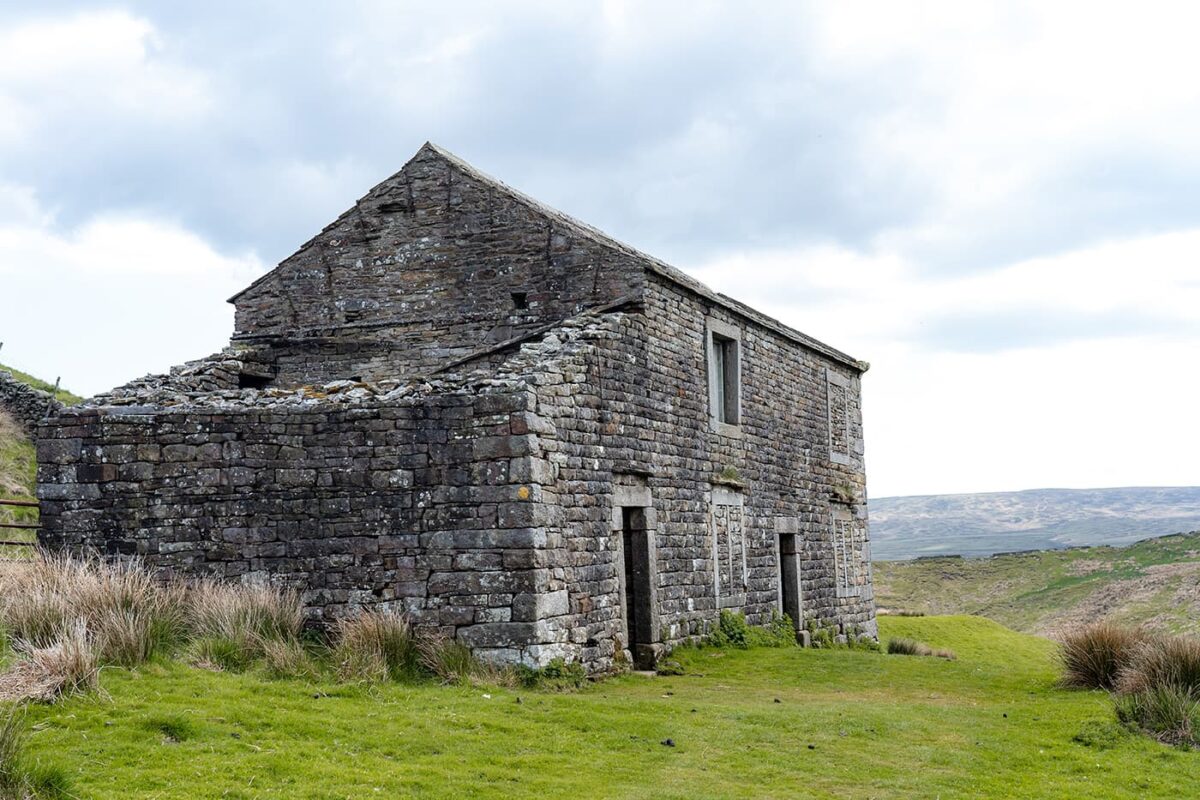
[0,371,62,433]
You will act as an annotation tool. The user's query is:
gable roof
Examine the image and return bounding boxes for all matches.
[230,142,868,373]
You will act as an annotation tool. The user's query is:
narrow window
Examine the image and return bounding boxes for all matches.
[706,318,742,432]
[712,333,739,425]
[511,292,529,310]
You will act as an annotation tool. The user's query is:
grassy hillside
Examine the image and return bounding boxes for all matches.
[874,532,1200,637]
[13,615,1193,799]
[870,487,1200,559]
[0,410,38,542]
[0,364,78,545]
[0,362,82,406]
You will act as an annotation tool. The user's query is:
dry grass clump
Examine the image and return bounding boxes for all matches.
[183,578,304,671]
[260,639,320,681]
[0,621,98,703]
[1058,622,1146,691]
[0,555,507,699]
[1111,635,1200,746]
[334,610,421,682]
[1059,624,1200,747]
[419,635,512,686]
[186,578,304,662]
[1116,635,1200,696]
[886,637,956,660]
[334,612,506,686]
[0,556,309,693]
[0,555,184,666]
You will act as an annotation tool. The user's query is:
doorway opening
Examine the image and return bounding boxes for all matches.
[778,533,802,641]
[621,506,654,669]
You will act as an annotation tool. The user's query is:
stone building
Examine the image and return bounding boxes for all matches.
[37,143,874,670]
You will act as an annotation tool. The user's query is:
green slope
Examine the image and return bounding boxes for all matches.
[874,532,1200,636]
[15,616,1194,799]
[0,364,78,543]
[0,362,82,405]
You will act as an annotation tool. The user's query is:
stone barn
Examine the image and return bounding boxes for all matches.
[37,143,875,671]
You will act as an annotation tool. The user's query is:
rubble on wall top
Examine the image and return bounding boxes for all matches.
[76,312,622,414]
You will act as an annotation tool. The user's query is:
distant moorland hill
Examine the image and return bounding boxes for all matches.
[874,531,1200,637]
[870,486,1200,560]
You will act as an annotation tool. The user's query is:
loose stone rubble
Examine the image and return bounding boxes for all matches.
[37,143,876,670]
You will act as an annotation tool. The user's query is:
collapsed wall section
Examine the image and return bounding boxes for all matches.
[35,387,567,665]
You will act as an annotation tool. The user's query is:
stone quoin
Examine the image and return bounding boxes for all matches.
[36,143,875,671]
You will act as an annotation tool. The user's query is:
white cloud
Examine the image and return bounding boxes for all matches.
[0,188,265,397]
[0,1,1197,497]
[0,10,212,148]
[810,2,1200,260]
[689,230,1200,495]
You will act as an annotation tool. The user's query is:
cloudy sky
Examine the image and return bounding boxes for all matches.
[0,1,1197,497]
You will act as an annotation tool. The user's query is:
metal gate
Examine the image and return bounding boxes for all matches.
[0,497,38,551]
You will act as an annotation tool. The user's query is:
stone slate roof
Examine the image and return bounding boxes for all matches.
[230,143,868,373]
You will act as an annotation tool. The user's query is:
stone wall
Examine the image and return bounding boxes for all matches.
[0,371,63,432]
[37,289,873,672]
[529,274,874,670]
[230,144,647,386]
[36,385,576,666]
[35,142,875,671]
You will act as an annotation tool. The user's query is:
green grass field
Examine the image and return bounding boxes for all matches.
[11,616,1194,799]
[874,533,1200,637]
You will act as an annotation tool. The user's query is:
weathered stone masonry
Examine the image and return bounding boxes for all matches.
[38,143,874,670]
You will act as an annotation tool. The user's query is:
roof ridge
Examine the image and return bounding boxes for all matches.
[423,143,866,371]
[229,142,867,371]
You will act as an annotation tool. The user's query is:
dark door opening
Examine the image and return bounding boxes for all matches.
[621,507,654,669]
[779,533,801,640]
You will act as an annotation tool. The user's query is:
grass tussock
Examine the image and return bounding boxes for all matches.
[334,611,421,682]
[187,580,304,657]
[184,579,306,674]
[1111,634,1200,747]
[0,620,98,703]
[885,637,955,660]
[0,556,306,696]
[1116,635,1200,696]
[1115,684,1200,746]
[1058,622,1146,691]
[419,636,509,686]
[0,555,520,702]
[260,639,320,682]
[0,555,184,664]
[1058,623,1200,747]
